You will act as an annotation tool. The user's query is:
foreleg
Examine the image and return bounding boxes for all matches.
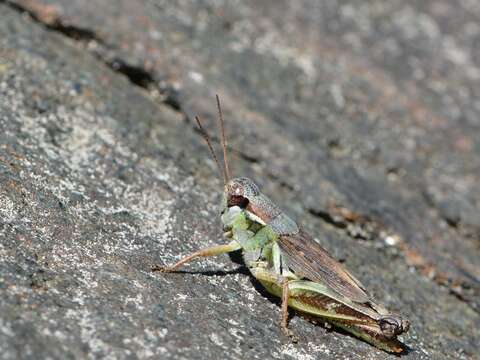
[152,240,241,272]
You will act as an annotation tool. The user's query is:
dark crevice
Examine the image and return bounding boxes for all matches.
[444,217,460,229]
[49,24,99,42]
[108,58,156,89]
[161,88,183,112]
[3,0,103,43]
[307,208,348,230]
[2,0,184,116]
[307,207,377,241]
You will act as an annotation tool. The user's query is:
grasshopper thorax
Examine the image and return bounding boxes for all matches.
[225,177,259,209]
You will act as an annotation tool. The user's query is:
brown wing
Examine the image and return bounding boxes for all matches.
[278,228,371,304]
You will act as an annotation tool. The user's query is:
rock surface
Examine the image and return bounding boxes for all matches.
[0,1,479,359]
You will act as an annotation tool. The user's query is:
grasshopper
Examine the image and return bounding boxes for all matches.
[154,95,410,353]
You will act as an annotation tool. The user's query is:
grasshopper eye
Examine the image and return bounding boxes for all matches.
[228,195,249,208]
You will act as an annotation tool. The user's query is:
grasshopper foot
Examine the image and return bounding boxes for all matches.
[151,265,173,273]
[282,326,299,343]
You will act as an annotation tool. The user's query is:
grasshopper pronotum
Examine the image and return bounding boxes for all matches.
[154,95,410,353]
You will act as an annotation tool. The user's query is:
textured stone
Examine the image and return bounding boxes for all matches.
[0,1,479,359]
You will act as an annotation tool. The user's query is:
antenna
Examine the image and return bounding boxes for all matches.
[195,115,227,186]
[216,94,230,182]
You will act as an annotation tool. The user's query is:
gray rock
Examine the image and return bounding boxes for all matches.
[0,1,479,359]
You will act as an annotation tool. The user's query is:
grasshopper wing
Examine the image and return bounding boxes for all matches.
[278,228,371,304]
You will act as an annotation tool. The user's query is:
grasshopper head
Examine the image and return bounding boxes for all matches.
[223,177,259,210]
[379,315,410,338]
